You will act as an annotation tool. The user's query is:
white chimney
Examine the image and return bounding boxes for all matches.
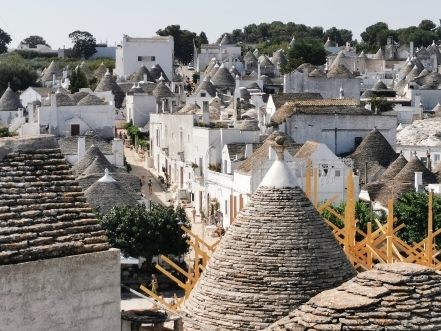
[78,136,86,162]
[52,74,55,86]
[410,41,414,58]
[245,144,253,158]
[257,61,261,79]
[143,74,147,82]
[415,171,422,192]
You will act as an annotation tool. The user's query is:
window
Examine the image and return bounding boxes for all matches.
[225,200,228,215]
[335,170,341,177]
[137,56,142,61]
[200,93,206,97]
[354,137,362,149]
[435,154,440,162]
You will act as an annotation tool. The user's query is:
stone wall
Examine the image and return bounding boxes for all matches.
[284,70,360,100]
[285,113,397,155]
[0,249,120,331]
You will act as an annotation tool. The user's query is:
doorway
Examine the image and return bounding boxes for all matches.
[71,124,80,136]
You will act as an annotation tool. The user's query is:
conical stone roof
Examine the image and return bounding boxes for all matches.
[378,153,408,182]
[406,65,422,82]
[79,62,94,80]
[373,48,384,59]
[77,94,107,106]
[399,62,414,76]
[309,69,326,77]
[194,76,217,97]
[71,145,116,177]
[253,48,260,57]
[271,49,287,66]
[219,34,232,45]
[130,64,156,83]
[150,64,169,82]
[349,127,398,179]
[40,61,63,82]
[324,37,336,47]
[246,82,261,91]
[82,157,117,176]
[418,68,430,78]
[209,63,220,77]
[204,58,217,74]
[71,91,90,104]
[183,150,356,330]
[244,51,258,64]
[371,79,388,90]
[152,81,175,98]
[393,154,437,184]
[93,62,108,80]
[327,64,354,78]
[84,170,138,214]
[0,85,23,111]
[95,70,125,108]
[267,263,441,331]
[211,64,236,90]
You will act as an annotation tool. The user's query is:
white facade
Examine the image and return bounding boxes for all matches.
[38,94,115,139]
[283,113,397,155]
[115,35,174,79]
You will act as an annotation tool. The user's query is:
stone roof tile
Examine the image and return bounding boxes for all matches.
[0,135,109,265]
[267,262,441,330]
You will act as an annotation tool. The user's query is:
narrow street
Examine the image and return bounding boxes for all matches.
[121,141,220,320]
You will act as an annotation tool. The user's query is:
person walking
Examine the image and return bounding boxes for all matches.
[150,275,158,295]
[191,207,196,223]
[148,179,153,195]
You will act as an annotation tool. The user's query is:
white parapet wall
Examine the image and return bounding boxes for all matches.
[0,249,121,331]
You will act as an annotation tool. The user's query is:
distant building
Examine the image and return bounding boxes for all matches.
[115,35,174,80]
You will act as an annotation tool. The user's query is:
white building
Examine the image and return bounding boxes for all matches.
[29,92,115,139]
[271,99,397,156]
[115,35,174,80]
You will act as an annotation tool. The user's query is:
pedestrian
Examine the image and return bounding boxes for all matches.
[148,179,153,195]
[191,207,196,223]
[150,274,158,295]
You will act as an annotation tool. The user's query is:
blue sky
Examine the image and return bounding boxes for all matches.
[1,0,440,49]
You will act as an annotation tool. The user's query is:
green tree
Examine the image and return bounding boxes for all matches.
[376,29,398,48]
[98,204,191,272]
[419,19,437,31]
[68,30,97,59]
[69,68,88,93]
[0,28,12,54]
[0,54,40,93]
[21,35,50,48]
[369,97,395,113]
[156,25,197,64]
[324,27,342,45]
[195,31,208,51]
[394,191,441,247]
[322,200,386,240]
[361,22,389,50]
[281,37,327,74]
[409,29,438,48]
[0,125,17,137]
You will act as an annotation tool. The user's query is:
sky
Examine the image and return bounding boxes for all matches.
[1,0,440,50]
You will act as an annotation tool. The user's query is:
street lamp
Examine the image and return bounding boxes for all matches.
[176,217,184,262]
